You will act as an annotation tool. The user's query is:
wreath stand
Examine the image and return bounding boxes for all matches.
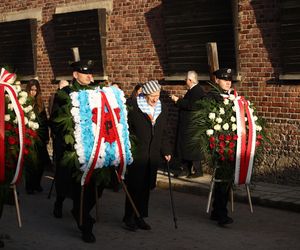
[10,184,22,227]
[206,168,253,214]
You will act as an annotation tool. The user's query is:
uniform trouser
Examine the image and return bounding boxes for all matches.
[71,179,104,232]
[211,182,231,219]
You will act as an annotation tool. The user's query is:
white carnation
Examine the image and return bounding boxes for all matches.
[18,97,26,105]
[223,99,229,105]
[19,91,28,98]
[253,116,258,121]
[222,123,229,130]
[4,114,10,121]
[29,111,36,120]
[232,123,237,131]
[214,124,221,131]
[206,129,214,136]
[232,106,236,112]
[33,122,39,130]
[24,117,28,125]
[216,117,223,124]
[256,125,262,131]
[219,108,225,115]
[208,113,216,120]
[15,81,21,85]
[8,103,14,111]
[230,116,236,122]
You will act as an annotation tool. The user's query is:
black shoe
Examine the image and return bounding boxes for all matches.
[82,231,96,243]
[123,217,138,231]
[0,240,4,248]
[53,202,63,218]
[188,172,203,178]
[136,218,151,230]
[218,216,233,226]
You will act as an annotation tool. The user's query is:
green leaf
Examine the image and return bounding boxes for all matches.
[64,134,75,145]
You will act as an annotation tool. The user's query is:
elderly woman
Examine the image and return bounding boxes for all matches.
[123,80,171,231]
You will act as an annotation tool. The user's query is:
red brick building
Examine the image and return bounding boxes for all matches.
[1,0,299,185]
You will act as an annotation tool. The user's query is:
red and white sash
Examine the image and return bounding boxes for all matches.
[0,68,25,184]
[233,96,256,185]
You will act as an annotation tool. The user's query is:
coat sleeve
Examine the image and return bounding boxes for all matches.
[176,84,206,111]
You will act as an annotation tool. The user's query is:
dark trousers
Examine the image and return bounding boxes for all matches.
[211,182,231,219]
[124,164,151,220]
[71,179,104,232]
[182,160,203,175]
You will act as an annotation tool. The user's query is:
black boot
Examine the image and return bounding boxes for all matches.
[81,219,96,243]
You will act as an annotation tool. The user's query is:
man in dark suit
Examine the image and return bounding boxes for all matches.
[171,71,206,178]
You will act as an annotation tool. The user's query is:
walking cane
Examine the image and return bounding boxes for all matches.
[45,175,55,199]
[11,184,22,228]
[114,169,143,222]
[166,160,178,229]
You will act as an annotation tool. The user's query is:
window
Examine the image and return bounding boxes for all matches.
[0,19,37,77]
[280,0,300,79]
[162,0,236,79]
[53,9,107,78]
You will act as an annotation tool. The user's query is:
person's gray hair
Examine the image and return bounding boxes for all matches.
[187,70,198,84]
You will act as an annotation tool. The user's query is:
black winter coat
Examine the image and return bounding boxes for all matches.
[126,99,171,190]
[176,83,206,160]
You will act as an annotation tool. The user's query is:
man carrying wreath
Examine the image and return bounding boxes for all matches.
[207,68,235,226]
[50,60,104,243]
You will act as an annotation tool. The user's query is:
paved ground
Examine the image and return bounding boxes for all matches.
[157,170,300,213]
[0,172,299,250]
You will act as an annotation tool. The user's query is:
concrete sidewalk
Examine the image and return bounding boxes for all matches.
[156,170,300,213]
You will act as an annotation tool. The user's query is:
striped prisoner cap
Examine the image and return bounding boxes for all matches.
[142,80,161,95]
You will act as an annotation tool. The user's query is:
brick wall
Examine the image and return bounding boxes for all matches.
[1,0,299,185]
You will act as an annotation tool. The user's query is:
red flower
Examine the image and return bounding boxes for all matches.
[8,136,17,145]
[232,134,238,140]
[219,134,225,141]
[225,135,232,141]
[23,148,29,155]
[5,123,12,130]
[210,143,215,149]
[24,137,32,146]
[219,141,226,148]
[228,149,234,155]
[220,156,225,161]
[229,156,235,161]
[256,141,261,147]
[209,136,215,143]
[257,134,263,140]
[218,148,224,154]
[229,142,235,148]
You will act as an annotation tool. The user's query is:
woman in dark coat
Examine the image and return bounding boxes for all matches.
[124,80,171,231]
[25,79,51,194]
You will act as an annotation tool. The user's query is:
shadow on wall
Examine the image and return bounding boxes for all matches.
[144,4,168,77]
[249,0,281,83]
[41,20,56,78]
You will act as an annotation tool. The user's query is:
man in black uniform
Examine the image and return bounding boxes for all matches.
[51,60,105,243]
[208,68,234,226]
[171,70,206,178]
